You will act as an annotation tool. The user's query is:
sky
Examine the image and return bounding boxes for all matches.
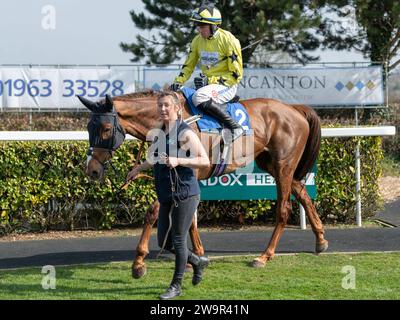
[0,0,367,65]
[0,0,145,65]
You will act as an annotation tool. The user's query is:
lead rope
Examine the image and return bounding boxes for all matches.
[156,151,190,258]
[155,202,175,259]
[169,165,190,207]
[156,168,190,259]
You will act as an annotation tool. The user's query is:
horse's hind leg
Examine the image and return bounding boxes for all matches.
[132,200,160,279]
[186,210,205,272]
[189,210,205,256]
[253,162,293,268]
[291,179,328,253]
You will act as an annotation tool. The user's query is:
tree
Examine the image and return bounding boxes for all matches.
[320,0,400,72]
[120,0,324,65]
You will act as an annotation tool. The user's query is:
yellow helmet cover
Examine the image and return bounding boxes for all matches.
[190,4,222,25]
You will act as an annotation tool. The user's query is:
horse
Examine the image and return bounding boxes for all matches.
[78,91,328,278]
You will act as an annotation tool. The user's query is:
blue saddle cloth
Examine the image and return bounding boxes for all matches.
[181,87,252,134]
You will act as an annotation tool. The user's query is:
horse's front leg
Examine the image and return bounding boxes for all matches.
[132,203,205,278]
[132,200,160,279]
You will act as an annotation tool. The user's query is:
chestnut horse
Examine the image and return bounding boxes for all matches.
[78,92,328,278]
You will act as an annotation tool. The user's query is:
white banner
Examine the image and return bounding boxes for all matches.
[0,68,136,109]
[144,66,384,106]
[0,66,384,109]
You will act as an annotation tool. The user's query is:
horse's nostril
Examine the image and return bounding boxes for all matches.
[92,170,99,178]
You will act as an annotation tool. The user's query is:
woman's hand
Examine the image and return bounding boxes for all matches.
[165,156,180,169]
[124,161,153,184]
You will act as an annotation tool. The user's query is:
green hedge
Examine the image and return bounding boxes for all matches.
[0,137,383,234]
[0,141,157,234]
[315,136,383,223]
[197,136,384,225]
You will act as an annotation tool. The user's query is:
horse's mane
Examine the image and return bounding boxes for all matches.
[113,90,159,101]
[112,89,188,110]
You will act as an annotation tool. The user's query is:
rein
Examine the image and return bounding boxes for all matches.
[119,140,154,192]
[87,107,153,193]
[89,140,152,194]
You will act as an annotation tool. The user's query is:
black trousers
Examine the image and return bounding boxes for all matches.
[157,194,200,280]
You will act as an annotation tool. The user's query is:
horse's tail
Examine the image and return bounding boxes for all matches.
[292,105,321,181]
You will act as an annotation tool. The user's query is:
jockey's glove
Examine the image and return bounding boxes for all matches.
[170,83,181,91]
[194,75,208,90]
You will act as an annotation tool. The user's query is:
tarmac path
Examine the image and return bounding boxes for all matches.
[1,227,400,269]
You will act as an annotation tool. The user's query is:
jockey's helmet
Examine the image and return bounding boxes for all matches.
[190,4,222,26]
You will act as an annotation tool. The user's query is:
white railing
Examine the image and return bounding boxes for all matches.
[0,126,396,229]
[0,126,395,141]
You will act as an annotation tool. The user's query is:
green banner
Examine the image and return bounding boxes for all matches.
[200,162,317,200]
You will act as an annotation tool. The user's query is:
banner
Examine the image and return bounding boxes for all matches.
[144,66,384,107]
[0,65,384,109]
[0,68,136,109]
[200,162,317,200]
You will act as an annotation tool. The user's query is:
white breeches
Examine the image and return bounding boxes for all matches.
[192,84,237,106]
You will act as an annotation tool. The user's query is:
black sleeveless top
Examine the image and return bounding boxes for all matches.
[153,120,200,203]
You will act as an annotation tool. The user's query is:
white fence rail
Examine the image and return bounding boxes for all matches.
[0,126,396,229]
[0,126,395,141]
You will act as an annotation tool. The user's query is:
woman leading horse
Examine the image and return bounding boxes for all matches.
[79,86,329,279]
[125,91,210,300]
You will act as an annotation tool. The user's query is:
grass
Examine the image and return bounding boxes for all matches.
[1,252,400,300]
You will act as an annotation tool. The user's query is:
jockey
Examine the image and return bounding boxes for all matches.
[170,3,244,142]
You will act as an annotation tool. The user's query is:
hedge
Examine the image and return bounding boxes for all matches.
[0,137,383,234]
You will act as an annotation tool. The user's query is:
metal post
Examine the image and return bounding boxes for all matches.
[138,66,141,91]
[300,204,306,230]
[385,61,389,108]
[355,108,362,227]
[355,143,362,227]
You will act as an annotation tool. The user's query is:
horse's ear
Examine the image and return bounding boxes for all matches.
[105,94,114,112]
[77,95,97,112]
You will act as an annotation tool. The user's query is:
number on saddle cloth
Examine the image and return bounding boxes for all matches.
[180,87,251,134]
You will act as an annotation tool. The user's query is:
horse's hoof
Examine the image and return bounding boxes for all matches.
[316,240,329,254]
[132,264,147,279]
[252,258,266,268]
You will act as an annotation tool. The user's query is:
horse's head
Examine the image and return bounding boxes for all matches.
[77,94,126,180]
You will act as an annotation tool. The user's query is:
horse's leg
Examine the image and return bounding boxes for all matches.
[132,202,205,278]
[291,179,328,253]
[253,162,294,267]
[132,200,160,279]
[185,210,205,272]
[189,210,205,256]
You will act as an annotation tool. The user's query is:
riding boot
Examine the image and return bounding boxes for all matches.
[197,99,244,142]
[187,252,209,286]
[159,277,182,300]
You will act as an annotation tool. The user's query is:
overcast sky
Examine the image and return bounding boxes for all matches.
[0,0,366,65]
